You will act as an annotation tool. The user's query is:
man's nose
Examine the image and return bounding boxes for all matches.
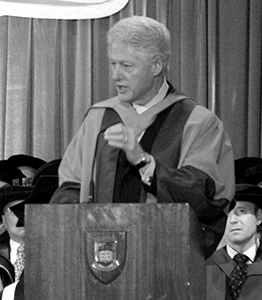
[230,213,238,223]
[112,65,123,80]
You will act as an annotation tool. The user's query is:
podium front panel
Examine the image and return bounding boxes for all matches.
[25,203,205,299]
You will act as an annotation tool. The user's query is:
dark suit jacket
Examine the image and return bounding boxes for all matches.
[0,252,14,288]
[0,233,14,289]
[14,273,24,300]
[0,275,23,300]
[206,245,262,300]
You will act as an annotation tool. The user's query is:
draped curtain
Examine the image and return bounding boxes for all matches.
[0,0,261,162]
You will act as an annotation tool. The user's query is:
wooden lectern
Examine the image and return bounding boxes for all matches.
[25,203,205,299]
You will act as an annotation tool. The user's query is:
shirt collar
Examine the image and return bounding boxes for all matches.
[226,239,260,263]
[10,239,21,264]
[10,239,20,250]
[132,79,168,115]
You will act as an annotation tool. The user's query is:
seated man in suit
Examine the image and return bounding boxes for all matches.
[206,184,262,300]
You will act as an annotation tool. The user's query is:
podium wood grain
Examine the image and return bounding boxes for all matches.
[25,203,205,299]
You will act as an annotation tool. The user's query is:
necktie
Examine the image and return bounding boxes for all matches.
[13,244,25,281]
[229,253,249,299]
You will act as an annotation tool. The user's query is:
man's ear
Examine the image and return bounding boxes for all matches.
[1,215,6,228]
[256,208,262,226]
[152,56,164,76]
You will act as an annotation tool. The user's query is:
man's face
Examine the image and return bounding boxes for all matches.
[109,43,157,106]
[225,201,261,250]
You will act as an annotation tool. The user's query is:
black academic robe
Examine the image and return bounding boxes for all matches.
[206,245,262,300]
[51,84,235,257]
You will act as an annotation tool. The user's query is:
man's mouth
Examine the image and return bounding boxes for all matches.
[116,84,128,93]
[230,228,242,232]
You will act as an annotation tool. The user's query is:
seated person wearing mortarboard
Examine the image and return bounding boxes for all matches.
[206,184,262,300]
[0,173,59,300]
[7,155,46,186]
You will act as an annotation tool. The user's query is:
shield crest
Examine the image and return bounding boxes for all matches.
[86,231,127,285]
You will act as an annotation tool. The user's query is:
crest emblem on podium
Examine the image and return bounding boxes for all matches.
[86,231,127,285]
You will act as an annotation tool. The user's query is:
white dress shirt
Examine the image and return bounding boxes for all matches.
[10,239,20,265]
[226,239,260,264]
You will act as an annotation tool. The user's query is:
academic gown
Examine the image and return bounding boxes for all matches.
[51,84,235,257]
[206,246,262,300]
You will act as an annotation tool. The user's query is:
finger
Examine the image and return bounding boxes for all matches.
[104,133,127,143]
[104,123,124,135]
[104,124,128,143]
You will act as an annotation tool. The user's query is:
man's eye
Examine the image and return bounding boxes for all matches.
[238,208,247,214]
[123,64,133,71]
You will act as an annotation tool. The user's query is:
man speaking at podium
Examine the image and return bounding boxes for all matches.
[51,16,235,257]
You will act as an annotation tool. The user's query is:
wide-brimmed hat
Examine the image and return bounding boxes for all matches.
[230,183,262,210]
[9,175,59,226]
[31,158,61,186]
[0,185,33,216]
[8,154,46,171]
[235,157,262,185]
[0,160,25,185]
[0,172,59,228]
[7,158,61,226]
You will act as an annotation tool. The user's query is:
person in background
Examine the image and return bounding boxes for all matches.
[50,15,235,257]
[206,184,262,300]
[7,155,46,186]
[0,161,26,237]
[0,186,33,299]
[0,171,59,300]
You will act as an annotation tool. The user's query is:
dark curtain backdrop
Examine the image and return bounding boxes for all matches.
[0,0,261,162]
